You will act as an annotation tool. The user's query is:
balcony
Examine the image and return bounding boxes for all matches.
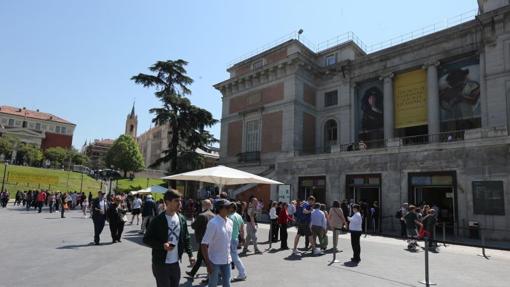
[296,128,508,156]
[237,151,261,163]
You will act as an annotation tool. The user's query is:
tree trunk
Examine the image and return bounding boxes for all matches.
[169,120,179,189]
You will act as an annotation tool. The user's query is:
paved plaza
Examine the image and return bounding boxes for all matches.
[1,206,509,287]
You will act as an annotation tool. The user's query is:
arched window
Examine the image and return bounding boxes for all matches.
[324,119,338,152]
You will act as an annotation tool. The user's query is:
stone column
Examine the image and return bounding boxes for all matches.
[381,73,394,139]
[424,62,440,140]
[479,50,488,128]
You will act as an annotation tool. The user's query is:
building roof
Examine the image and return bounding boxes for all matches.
[0,105,75,125]
[93,139,114,145]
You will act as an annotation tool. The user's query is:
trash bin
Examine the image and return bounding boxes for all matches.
[468,221,480,239]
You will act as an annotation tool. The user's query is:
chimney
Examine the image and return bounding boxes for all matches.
[36,109,39,112]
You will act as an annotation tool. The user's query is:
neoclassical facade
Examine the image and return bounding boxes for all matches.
[0,105,75,151]
[215,2,510,240]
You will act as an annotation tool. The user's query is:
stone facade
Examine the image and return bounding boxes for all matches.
[215,3,510,240]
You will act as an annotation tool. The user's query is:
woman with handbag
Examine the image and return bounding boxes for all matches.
[328,200,347,252]
[107,196,128,243]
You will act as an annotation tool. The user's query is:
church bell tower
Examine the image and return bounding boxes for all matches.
[125,103,138,138]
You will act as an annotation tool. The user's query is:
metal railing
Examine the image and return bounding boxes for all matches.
[237,151,261,163]
[227,9,478,68]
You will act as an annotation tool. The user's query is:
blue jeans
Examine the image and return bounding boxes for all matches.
[230,239,246,277]
[208,263,231,287]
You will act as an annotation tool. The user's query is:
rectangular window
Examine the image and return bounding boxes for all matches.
[325,54,336,66]
[252,59,263,70]
[35,123,41,130]
[472,181,505,215]
[324,90,338,107]
[245,119,260,152]
[55,126,61,133]
[61,126,66,134]
[8,119,14,126]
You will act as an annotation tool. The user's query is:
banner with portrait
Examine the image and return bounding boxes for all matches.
[356,79,384,140]
[394,69,428,129]
[438,56,481,130]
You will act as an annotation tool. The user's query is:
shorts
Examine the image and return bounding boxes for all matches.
[311,225,325,237]
[132,208,141,215]
[406,227,418,239]
[297,222,311,236]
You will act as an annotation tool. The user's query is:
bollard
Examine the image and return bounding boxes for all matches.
[442,222,446,247]
[364,216,368,238]
[268,221,273,250]
[477,228,490,259]
[419,237,437,286]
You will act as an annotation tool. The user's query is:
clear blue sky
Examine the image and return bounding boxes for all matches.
[0,0,478,149]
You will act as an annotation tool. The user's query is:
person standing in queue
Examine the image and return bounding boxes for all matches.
[348,204,363,263]
[91,191,108,245]
[143,189,195,287]
[202,199,234,287]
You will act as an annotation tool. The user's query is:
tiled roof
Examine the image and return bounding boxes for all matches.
[0,105,74,125]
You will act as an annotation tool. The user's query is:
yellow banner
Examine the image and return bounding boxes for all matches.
[9,172,59,185]
[394,69,428,128]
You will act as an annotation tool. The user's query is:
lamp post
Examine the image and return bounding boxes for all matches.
[1,162,8,193]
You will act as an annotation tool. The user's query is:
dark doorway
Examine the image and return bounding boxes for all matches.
[408,172,458,235]
[298,176,326,203]
[346,174,382,233]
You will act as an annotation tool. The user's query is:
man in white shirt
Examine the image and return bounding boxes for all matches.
[202,199,234,287]
[347,204,363,263]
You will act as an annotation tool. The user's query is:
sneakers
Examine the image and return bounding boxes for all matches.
[232,276,247,282]
[254,249,262,254]
[312,248,323,255]
[292,249,300,256]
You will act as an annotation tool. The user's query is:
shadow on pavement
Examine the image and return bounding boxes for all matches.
[331,264,415,287]
[57,242,113,249]
[283,254,302,261]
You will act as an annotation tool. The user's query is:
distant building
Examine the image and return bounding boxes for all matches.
[0,105,75,149]
[84,138,114,169]
[132,107,219,171]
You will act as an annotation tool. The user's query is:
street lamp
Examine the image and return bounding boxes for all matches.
[1,162,8,193]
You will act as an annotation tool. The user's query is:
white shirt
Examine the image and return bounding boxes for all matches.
[348,212,362,231]
[269,207,277,220]
[201,215,233,265]
[165,213,180,264]
[98,198,106,215]
[133,198,142,209]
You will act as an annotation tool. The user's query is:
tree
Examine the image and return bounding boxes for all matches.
[131,60,218,187]
[44,147,68,168]
[17,143,43,166]
[0,135,19,160]
[65,148,89,166]
[104,134,144,177]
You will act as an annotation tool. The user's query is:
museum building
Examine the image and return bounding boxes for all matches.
[215,1,510,240]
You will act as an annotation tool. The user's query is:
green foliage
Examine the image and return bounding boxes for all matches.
[44,147,69,168]
[67,148,89,166]
[131,59,218,180]
[0,135,19,159]
[17,143,43,166]
[105,135,145,177]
